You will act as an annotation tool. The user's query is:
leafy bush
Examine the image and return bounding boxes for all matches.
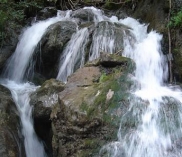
[0,0,42,47]
[169,9,182,28]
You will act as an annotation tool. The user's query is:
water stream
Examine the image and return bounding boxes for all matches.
[2,6,182,157]
[100,17,182,157]
[1,11,73,157]
[57,27,89,82]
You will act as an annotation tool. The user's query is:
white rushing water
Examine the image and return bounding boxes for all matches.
[1,11,74,157]
[89,21,115,61]
[57,28,89,82]
[3,10,72,82]
[2,6,182,157]
[2,80,47,157]
[99,17,182,157]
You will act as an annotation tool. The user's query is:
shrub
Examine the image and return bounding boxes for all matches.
[0,0,42,47]
[169,9,182,28]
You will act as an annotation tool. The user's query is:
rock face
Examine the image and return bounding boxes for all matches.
[49,54,134,157]
[37,7,58,21]
[0,46,16,73]
[30,79,65,120]
[170,0,182,82]
[35,21,77,79]
[30,79,65,156]
[72,9,95,24]
[0,85,24,157]
[89,21,132,60]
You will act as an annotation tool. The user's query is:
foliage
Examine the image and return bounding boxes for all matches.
[169,8,182,28]
[103,0,132,9]
[0,0,42,47]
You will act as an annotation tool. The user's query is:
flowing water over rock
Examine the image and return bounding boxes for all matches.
[100,18,182,157]
[0,10,74,157]
[1,6,182,157]
[2,81,47,157]
[56,28,89,82]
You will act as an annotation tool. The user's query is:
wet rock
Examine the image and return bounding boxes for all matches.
[37,7,58,21]
[30,79,65,120]
[35,21,77,78]
[131,0,168,32]
[100,52,132,67]
[89,21,133,59]
[0,85,24,157]
[30,79,65,156]
[0,46,15,73]
[86,53,135,72]
[72,9,95,24]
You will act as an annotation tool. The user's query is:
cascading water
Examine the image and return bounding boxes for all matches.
[3,10,72,82]
[89,21,115,60]
[1,11,73,157]
[2,5,182,157]
[99,17,182,157]
[56,28,89,82]
[2,81,47,157]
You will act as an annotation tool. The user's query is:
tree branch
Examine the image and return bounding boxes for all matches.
[168,0,173,83]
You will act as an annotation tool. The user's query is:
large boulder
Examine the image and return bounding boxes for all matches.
[71,9,95,24]
[35,21,77,79]
[50,55,134,157]
[30,78,65,120]
[0,85,24,157]
[37,7,58,21]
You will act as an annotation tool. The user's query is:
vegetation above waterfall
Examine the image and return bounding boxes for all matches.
[0,0,42,47]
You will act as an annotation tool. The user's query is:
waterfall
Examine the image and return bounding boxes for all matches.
[57,28,89,82]
[99,17,182,157]
[89,21,115,60]
[3,10,72,83]
[1,11,73,157]
[2,80,47,157]
[2,6,182,157]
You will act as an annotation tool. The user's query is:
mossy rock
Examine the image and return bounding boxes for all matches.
[51,56,134,156]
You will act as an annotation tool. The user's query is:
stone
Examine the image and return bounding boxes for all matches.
[71,8,95,24]
[30,78,65,120]
[34,21,77,79]
[89,21,133,60]
[100,52,132,67]
[37,7,58,21]
[50,61,133,156]
[0,85,24,157]
[30,78,65,156]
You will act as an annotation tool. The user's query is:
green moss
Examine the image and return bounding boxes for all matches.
[0,0,42,46]
[99,73,110,82]
[76,64,134,157]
